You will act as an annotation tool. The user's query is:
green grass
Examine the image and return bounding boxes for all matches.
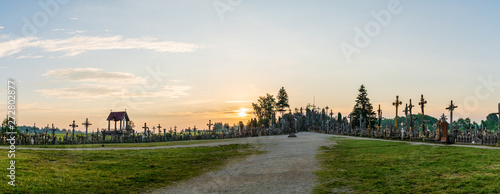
[314,138,500,193]
[0,144,262,193]
[5,139,232,148]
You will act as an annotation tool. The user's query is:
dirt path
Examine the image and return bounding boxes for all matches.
[152,132,332,194]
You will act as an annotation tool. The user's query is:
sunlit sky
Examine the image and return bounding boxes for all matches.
[1,0,500,131]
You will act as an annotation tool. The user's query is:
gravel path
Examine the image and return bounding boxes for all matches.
[152,132,332,194]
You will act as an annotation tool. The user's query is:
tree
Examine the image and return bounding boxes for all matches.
[351,85,376,129]
[276,87,290,114]
[252,94,276,127]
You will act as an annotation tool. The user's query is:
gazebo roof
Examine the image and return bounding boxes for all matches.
[106,111,130,121]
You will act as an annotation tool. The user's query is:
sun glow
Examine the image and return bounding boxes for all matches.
[237,108,248,117]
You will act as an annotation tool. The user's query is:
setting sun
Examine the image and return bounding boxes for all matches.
[237,108,248,117]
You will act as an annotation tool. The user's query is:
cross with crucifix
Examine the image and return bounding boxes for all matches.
[157,124,162,135]
[207,120,214,134]
[393,95,402,136]
[82,118,92,142]
[446,100,458,138]
[69,120,78,142]
[142,123,148,136]
[419,94,428,136]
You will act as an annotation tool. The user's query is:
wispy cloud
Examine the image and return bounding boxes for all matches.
[70,17,79,20]
[53,28,87,35]
[0,26,4,30]
[38,68,191,99]
[42,68,146,84]
[0,35,202,59]
[16,55,43,59]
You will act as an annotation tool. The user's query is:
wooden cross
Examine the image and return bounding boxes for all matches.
[408,99,415,131]
[51,123,56,144]
[82,118,92,142]
[207,120,214,134]
[392,95,402,131]
[193,126,197,135]
[446,100,458,136]
[157,124,162,135]
[402,103,409,132]
[174,125,177,134]
[419,94,428,133]
[69,120,78,142]
[142,123,148,135]
[377,104,382,131]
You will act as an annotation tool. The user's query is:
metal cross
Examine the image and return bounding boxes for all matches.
[69,120,78,141]
[207,120,214,133]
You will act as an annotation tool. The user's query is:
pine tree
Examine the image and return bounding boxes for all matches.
[352,85,376,129]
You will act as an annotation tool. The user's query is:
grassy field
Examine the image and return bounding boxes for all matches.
[0,144,262,193]
[314,138,500,193]
[6,139,232,148]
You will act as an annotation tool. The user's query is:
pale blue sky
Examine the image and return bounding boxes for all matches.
[1,0,499,130]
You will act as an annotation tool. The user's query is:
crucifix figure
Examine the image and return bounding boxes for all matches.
[419,94,427,136]
[207,120,214,134]
[69,120,78,143]
[393,95,402,137]
[82,118,92,143]
[446,100,458,139]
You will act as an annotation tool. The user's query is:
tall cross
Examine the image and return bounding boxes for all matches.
[157,124,162,135]
[377,104,382,130]
[408,99,415,132]
[69,120,78,142]
[419,94,427,134]
[142,123,148,135]
[174,125,177,135]
[82,118,92,142]
[446,100,458,137]
[392,95,402,132]
[33,123,36,134]
[51,123,56,144]
[207,120,214,134]
[193,126,197,135]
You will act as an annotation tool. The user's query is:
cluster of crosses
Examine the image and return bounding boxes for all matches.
[3,101,500,146]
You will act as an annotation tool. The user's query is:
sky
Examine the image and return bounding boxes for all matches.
[1,0,500,131]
